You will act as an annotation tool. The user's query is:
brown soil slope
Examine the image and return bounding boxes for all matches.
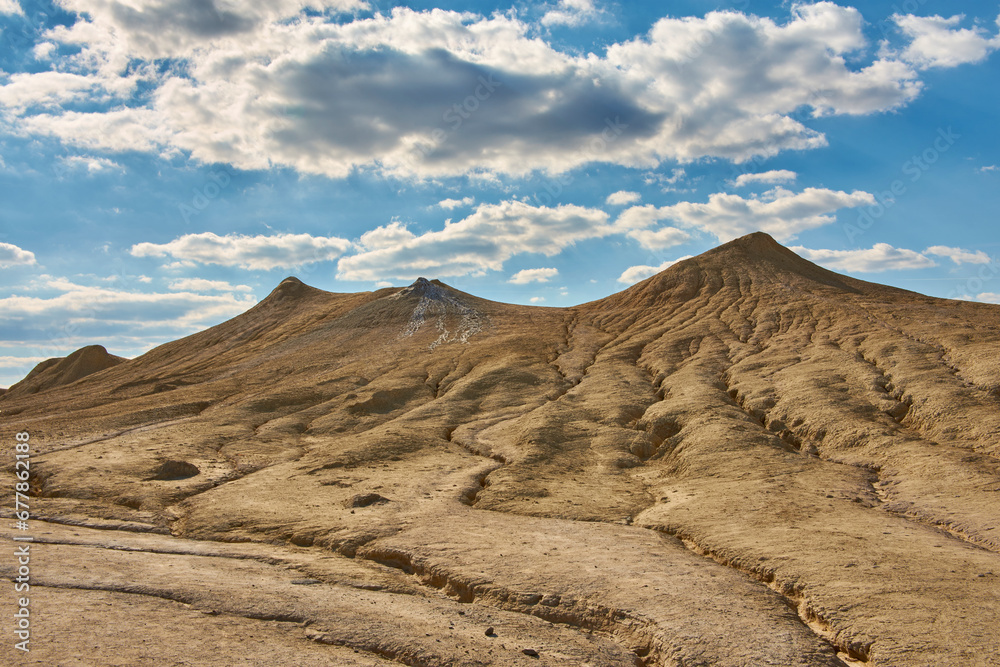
[2,233,999,666]
[3,344,125,399]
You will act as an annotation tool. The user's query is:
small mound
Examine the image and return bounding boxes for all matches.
[342,493,390,509]
[3,345,125,400]
[146,460,201,481]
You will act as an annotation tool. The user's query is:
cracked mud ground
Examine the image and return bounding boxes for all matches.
[2,233,999,666]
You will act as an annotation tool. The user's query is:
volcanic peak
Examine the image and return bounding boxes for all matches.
[393,276,455,301]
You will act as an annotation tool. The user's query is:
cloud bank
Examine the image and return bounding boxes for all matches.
[131,232,352,271]
[3,3,983,180]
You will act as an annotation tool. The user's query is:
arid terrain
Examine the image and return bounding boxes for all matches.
[2,232,999,666]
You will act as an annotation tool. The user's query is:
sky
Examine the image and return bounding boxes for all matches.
[1,0,999,387]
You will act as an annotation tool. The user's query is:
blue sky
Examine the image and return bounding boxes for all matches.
[1,0,999,387]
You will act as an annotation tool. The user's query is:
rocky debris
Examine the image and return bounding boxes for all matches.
[395,277,488,347]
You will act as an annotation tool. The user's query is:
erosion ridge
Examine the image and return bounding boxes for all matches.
[2,232,999,666]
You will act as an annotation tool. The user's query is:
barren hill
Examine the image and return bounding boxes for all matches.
[3,344,125,400]
[2,233,999,666]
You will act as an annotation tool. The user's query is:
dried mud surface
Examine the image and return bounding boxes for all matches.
[2,233,999,666]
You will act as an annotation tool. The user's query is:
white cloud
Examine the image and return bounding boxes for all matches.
[606,191,642,206]
[33,42,57,60]
[615,204,667,231]
[0,242,37,268]
[627,227,690,250]
[731,170,798,187]
[621,187,875,243]
[0,71,109,109]
[530,296,546,303]
[0,277,256,339]
[924,245,991,265]
[1,5,937,179]
[0,0,23,16]
[895,14,1000,69]
[643,168,688,190]
[980,165,998,173]
[509,267,559,284]
[131,232,352,271]
[99,272,151,287]
[164,260,196,270]
[977,292,1000,304]
[337,200,612,281]
[791,243,937,272]
[57,155,125,174]
[437,196,475,210]
[618,256,694,284]
[541,0,603,27]
[613,204,690,249]
[357,221,416,250]
[168,278,253,293]
[0,356,47,369]
[49,0,369,61]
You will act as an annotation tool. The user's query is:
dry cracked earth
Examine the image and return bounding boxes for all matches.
[2,232,999,666]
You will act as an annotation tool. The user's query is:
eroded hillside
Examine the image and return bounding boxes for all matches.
[2,233,999,666]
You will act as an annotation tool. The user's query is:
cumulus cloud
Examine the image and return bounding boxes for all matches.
[895,14,1000,69]
[337,200,612,281]
[131,232,352,271]
[618,256,694,284]
[509,267,559,284]
[57,155,125,174]
[356,221,416,250]
[541,0,603,27]
[791,243,937,272]
[0,242,37,268]
[924,245,991,265]
[0,354,48,387]
[49,0,369,61]
[977,292,1000,304]
[0,356,47,369]
[168,278,254,293]
[620,187,875,243]
[99,273,152,285]
[731,170,798,188]
[612,204,689,249]
[0,277,256,342]
[979,165,998,173]
[0,0,23,16]
[437,196,475,210]
[606,191,642,206]
[0,4,940,179]
[0,72,110,109]
[627,227,690,250]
